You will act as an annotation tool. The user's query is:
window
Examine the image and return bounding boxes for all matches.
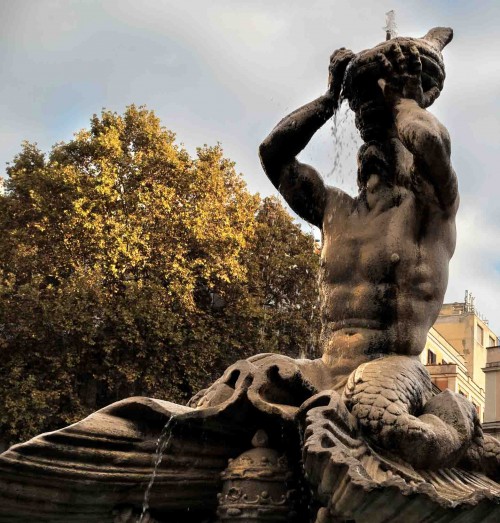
[489,336,497,348]
[427,350,437,365]
[477,324,484,345]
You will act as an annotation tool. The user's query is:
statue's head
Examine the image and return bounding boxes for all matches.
[343,27,453,142]
[356,138,419,192]
[356,141,389,188]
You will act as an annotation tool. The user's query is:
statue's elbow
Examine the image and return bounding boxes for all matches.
[258,138,271,163]
[258,138,275,173]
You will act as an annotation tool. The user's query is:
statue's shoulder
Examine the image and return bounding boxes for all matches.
[324,185,355,214]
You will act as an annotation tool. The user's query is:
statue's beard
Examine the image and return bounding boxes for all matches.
[356,141,392,188]
[354,101,392,142]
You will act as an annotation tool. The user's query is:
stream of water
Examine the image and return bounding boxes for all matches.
[327,97,361,193]
[137,415,176,523]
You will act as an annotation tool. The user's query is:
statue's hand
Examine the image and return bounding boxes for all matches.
[328,48,355,104]
[377,43,439,108]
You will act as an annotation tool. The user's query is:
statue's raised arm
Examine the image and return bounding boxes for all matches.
[258,49,355,227]
[378,39,458,212]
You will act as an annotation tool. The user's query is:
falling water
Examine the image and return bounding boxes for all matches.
[137,416,176,523]
[327,97,362,195]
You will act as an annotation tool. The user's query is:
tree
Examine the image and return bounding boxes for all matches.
[0,106,319,445]
[247,197,321,359]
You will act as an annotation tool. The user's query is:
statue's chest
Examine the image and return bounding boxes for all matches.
[321,193,419,282]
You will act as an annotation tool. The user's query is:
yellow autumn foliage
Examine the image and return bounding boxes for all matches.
[0,106,319,445]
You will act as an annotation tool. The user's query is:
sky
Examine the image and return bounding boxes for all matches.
[1,0,499,333]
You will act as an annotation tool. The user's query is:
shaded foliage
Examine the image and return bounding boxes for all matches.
[0,106,320,444]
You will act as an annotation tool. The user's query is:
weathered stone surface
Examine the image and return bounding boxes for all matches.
[0,396,256,522]
[1,352,499,522]
[216,431,299,521]
[190,353,345,417]
[303,391,500,522]
[343,356,472,469]
[256,22,500,516]
[343,27,453,140]
[0,354,334,521]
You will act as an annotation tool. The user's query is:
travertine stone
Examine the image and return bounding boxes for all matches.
[341,355,496,470]
[0,355,334,522]
[303,390,500,523]
[0,397,253,522]
[216,430,298,521]
[0,352,499,521]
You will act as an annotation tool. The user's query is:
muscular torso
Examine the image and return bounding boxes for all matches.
[259,85,458,376]
[319,171,456,372]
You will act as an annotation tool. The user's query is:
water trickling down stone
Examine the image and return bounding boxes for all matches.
[138,416,176,523]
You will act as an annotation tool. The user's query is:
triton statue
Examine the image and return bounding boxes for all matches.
[259,33,457,377]
[258,28,472,467]
[0,27,499,523]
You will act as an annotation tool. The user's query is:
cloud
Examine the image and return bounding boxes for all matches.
[1,0,499,332]
[447,207,500,327]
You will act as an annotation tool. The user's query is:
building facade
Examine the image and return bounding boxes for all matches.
[420,294,499,425]
[483,346,500,439]
[421,326,486,420]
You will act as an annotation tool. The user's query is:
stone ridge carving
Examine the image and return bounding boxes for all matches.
[302,390,500,522]
[0,356,498,521]
[216,431,298,521]
[189,353,345,419]
[0,397,254,522]
[258,28,460,382]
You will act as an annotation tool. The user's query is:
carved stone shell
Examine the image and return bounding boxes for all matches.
[342,27,453,141]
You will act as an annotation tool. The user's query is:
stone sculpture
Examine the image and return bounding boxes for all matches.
[258,25,500,475]
[0,26,499,523]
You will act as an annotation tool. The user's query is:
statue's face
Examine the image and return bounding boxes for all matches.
[357,143,391,189]
[353,103,392,143]
[357,138,417,194]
